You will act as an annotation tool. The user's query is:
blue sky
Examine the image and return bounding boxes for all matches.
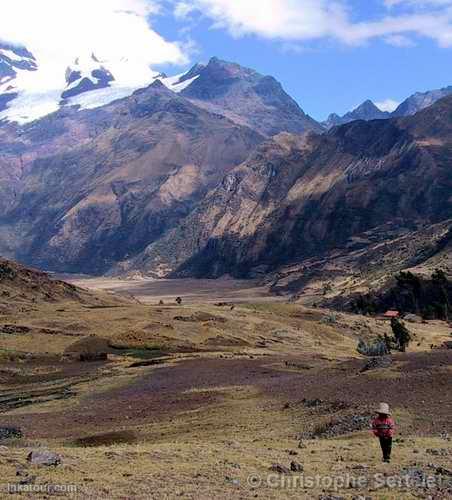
[153,0,452,120]
[2,0,452,121]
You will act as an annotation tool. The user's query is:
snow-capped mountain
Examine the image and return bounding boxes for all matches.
[0,44,203,125]
[62,54,115,99]
[0,43,37,113]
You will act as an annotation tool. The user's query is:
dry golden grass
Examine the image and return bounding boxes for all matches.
[1,279,451,499]
[0,298,372,359]
[0,381,450,499]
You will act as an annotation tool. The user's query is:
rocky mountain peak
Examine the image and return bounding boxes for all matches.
[61,54,115,100]
[323,99,390,129]
[392,85,452,117]
[355,99,381,114]
[179,57,322,136]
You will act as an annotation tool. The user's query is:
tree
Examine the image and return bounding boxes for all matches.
[396,271,423,315]
[175,297,182,305]
[432,269,450,321]
[391,318,412,352]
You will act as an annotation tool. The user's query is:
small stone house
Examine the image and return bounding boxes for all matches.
[63,335,110,362]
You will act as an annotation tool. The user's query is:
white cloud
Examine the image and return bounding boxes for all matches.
[375,99,401,112]
[385,0,452,7]
[384,34,416,46]
[173,0,452,48]
[174,1,196,18]
[0,0,188,90]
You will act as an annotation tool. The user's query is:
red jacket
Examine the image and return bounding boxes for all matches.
[372,415,395,438]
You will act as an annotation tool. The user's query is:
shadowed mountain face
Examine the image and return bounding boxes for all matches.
[180,57,323,137]
[125,96,452,279]
[0,81,263,274]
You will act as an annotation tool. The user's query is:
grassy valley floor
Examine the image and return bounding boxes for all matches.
[0,277,451,498]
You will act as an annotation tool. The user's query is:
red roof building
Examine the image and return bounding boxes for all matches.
[383,310,400,319]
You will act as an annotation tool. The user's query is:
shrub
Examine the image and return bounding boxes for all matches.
[357,337,389,357]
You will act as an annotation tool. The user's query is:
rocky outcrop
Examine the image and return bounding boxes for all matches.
[180,57,323,137]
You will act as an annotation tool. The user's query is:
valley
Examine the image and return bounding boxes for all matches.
[0,260,451,498]
[1,24,452,499]
[65,275,280,305]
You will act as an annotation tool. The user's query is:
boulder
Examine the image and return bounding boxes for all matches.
[269,464,290,474]
[27,450,61,466]
[404,313,422,323]
[290,461,304,472]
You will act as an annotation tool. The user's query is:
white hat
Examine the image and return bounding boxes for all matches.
[377,402,390,414]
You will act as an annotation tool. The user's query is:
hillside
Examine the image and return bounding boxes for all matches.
[0,57,326,276]
[0,265,450,499]
[0,81,263,274]
[122,96,452,290]
[0,257,96,313]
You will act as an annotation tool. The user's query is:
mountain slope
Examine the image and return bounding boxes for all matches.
[178,57,322,137]
[0,257,88,307]
[124,95,452,281]
[0,81,263,274]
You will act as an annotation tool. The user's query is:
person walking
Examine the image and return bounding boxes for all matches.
[372,403,395,463]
